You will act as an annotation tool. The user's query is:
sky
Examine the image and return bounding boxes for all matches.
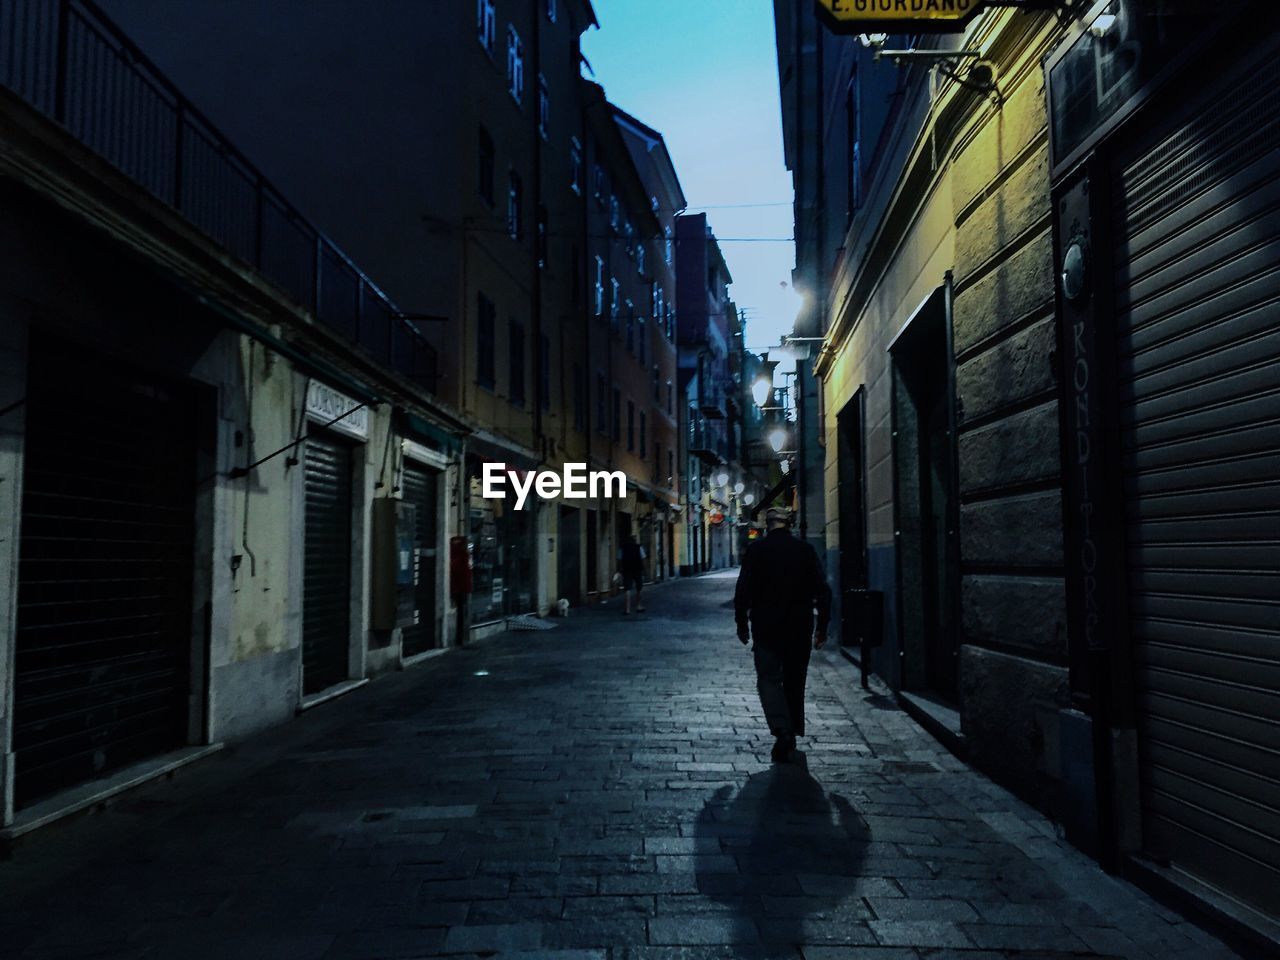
[582,0,801,354]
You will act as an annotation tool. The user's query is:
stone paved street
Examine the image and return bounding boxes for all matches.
[0,573,1243,960]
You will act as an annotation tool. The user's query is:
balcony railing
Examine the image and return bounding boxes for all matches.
[0,0,437,392]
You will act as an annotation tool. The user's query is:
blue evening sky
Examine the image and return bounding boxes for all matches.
[582,1,801,353]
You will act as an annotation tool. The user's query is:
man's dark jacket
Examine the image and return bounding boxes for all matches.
[734,528,832,645]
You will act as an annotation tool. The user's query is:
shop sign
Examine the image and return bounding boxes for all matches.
[816,0,991,33]
[306,381,369,440]
[709,511,726,526]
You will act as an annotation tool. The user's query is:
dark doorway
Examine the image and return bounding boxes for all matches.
[585,508,598,595]
[558,505,581,605]
[889,284,960,701]
[616,510,632,583]
[837,389,871,671]
[303,429,354,695]
[837,389,868,593]
[400,463,439,657]
[14,342,198,809]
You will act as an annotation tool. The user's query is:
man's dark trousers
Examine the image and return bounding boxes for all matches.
[753,638,811,738]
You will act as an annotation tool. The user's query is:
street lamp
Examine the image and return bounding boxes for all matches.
[715,469,729,488]
[751,376,772,408]
[743,493,755,506]
[733,481,745,495]
[768,427,788,454]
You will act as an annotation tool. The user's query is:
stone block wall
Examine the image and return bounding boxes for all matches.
[949,18,1073,805]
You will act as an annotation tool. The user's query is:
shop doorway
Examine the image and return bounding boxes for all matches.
[13,341,199,809]
[558,505,581,605]
[400,462,440,656]
[585,508,598,595]
[302,429,355,695]
[889,285,960,701]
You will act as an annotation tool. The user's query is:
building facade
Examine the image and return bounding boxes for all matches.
[776,0,1278,940]
[0,0,466,828]
[675,213,743,573]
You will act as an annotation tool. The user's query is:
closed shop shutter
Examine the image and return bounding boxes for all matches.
[14,344,196,809]
[302,431,353,695]
[1111,52,1280,916]
[400,463,438,657]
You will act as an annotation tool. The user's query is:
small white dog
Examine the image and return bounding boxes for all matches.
[555,598,571,617]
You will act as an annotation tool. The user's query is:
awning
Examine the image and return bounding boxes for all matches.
[398,409,463,455]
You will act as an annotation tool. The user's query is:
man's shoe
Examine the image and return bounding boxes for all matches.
[770,736,795,763]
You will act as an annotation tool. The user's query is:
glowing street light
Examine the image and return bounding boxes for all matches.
[715,469,730,487]
[751,376,772,408]
[733,481,745,495]
[768,427,788,454]
[743,493,756,506]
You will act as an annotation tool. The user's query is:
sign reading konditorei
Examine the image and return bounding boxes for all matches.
[306,381,369,440]
[816,0,991,33]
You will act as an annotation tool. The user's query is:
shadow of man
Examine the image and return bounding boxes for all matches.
[694,757,871,957]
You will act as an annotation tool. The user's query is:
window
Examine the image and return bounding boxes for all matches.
[639,412,647,457]
[569,137,582,194]
[609,195,620,231]
[625,301,635,353]
[477,0,496,55]
[846,69,862,224]
[664,224,673,265]
[539,333,551,411]
[651,283,661,333]
[612,388,621,441]
[477,293,496,389]
[572,243,580,304]
[665,303,674,340]
[610,277,620,324]
[573,363,585,432]
[637,244,646,276]
[668,449,674,485]
[507,170,523,240]
[536,204,547,268]
[638,312,646,364]
[538,74,549,139]
[627,400,635,451]
[507,26,524,103]
[477,127,495,206]
[594,256,605,316]
[508,320,525,406]
[545,0,557,22]
[596,373,607,435]
[593,163,605,207]
[652,365,660,401]
[666,380,673,415]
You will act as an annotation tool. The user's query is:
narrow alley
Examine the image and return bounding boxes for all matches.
[0,574,1242,960]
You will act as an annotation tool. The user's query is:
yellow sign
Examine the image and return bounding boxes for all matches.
[816,0,991,32]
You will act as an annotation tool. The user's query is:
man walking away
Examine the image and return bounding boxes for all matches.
[734,506,832,762]
[619,534,646,615]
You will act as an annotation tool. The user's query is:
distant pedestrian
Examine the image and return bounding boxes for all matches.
[618,534,646,615]
[733,506,831,762]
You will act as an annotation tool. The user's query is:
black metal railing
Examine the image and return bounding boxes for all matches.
[0,0,437,392]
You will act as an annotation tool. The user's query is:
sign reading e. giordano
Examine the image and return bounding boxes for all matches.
[816,0,992,33]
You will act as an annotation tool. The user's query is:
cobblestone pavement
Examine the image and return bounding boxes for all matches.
[0,572,1243,960]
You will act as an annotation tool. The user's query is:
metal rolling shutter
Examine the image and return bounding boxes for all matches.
[1112,54,1280,916]
[400,463,438,657]
[302,431,353,695]
[14,345,195,809]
